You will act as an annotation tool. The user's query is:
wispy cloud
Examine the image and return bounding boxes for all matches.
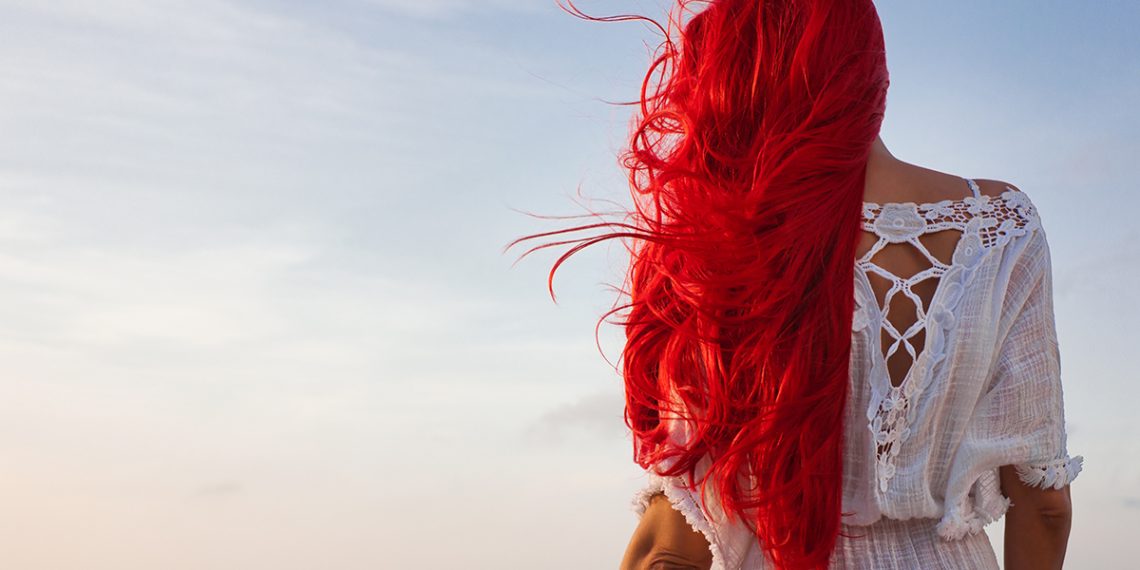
[525,388,627,442]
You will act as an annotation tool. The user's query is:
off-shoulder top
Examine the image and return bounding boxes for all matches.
[631,177,1084,569]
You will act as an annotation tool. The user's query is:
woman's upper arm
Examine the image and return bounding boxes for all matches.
[621,493,714,570]
[999,464,1073,518]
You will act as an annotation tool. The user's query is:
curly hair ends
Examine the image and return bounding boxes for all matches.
[506,1,889,567]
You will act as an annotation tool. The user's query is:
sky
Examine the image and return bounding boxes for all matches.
[0,0,1136,568]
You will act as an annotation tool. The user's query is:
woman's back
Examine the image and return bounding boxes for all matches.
[858,141,1014,393]
[628,153,1083,568]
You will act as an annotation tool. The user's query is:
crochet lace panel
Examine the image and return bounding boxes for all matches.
[854,182,1040,493]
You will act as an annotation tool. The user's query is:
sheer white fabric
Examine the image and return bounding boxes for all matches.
[630,179,1083,569]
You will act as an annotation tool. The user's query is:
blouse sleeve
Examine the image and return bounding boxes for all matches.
[983,227,1083,489]
[937,226,1083,540]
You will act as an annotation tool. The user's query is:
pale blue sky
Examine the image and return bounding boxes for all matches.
[0,1,1136,568]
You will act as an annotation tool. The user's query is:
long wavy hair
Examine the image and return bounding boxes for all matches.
[506,1,888,567]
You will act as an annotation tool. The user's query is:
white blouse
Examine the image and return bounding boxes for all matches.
[631,179,1084,569]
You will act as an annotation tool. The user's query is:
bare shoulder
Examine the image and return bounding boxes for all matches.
[972,178,1025,199]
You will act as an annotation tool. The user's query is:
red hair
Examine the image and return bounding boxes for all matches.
[507,1,888,567]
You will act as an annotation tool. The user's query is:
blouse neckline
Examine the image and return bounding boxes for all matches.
[862,188,1024,210]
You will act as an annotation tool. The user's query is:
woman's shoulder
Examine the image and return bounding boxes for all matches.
[864,161,1027,206]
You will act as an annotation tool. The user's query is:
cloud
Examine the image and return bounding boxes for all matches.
[525,388,628,443]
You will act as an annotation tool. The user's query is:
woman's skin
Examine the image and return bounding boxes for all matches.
[620,492,714,570]
[619,137,1075,569]
[1000,465,1074,570]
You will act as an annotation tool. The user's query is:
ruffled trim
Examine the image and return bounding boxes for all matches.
[632,473,727,570]
[935,468,1013,541]
[935,493,1012,541]
[1014,455,1084,490]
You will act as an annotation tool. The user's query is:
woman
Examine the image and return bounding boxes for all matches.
[507,1,1082,568]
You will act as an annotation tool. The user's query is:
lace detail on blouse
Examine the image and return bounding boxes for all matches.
[855,179,1040,493]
